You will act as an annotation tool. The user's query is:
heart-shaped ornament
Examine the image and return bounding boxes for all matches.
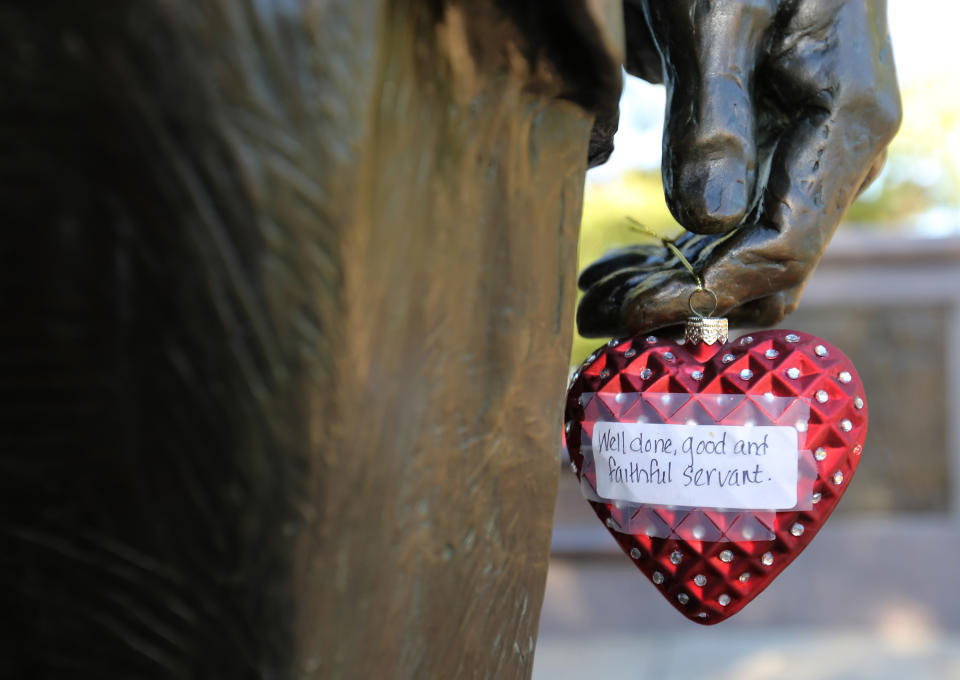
[564,324,867,624]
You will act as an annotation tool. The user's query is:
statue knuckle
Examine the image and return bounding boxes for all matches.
[870,93,903,140]
[735,0,778,19]
[775,260,810,291]
[836,84,901,138]
[781,296,800,317]
[768,307,788,325]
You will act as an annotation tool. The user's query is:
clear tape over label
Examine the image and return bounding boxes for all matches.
[574,392,815,541]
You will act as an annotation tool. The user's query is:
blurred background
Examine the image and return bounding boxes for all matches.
[534,1,960,678]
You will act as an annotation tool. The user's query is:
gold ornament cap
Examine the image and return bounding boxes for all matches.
[684,316,729,345]
[684,287,727,345]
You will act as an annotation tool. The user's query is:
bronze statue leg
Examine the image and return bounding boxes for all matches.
[0,1,620,677]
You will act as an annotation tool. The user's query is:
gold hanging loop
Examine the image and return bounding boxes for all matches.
[687,287,718,319]
[624,217,729,345]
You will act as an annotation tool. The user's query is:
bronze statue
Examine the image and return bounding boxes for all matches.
[580,0,901,337]
[0,1,898,678]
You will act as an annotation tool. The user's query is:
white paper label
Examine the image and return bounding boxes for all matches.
[591,422,799,510]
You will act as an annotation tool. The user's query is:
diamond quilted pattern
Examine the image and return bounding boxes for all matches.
[565,330,867,624]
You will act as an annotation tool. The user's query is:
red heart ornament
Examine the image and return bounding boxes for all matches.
[564,329,867,625]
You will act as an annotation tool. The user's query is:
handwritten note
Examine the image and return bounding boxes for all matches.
[590,422,798,509]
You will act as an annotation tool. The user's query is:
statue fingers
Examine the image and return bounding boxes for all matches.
[643,0,777,234]
[577,243,673,292]
[578,267,691,337]
[687,0,902,312]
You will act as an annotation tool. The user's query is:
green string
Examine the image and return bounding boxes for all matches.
[625,217,703,289]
